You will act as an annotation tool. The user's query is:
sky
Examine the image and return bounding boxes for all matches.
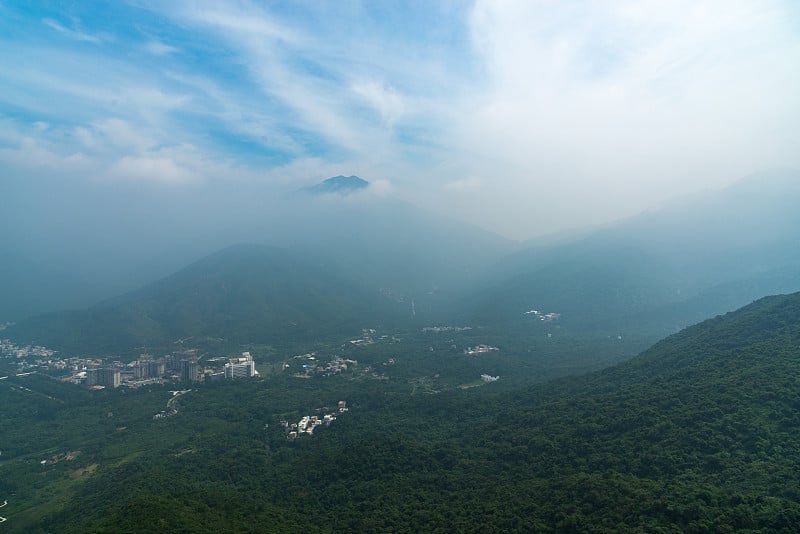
[2,0,800,242]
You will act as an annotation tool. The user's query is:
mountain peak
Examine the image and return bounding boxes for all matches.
[305,175,370,195]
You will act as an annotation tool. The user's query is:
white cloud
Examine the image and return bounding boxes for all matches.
[352,81,407,127]
[110,154,195,185]
[0,133,97,178]
[158,1,448,161]
[443,176,482,193]
[42,18,101,43]
[188,6,305,45]
[90,118,155,152]
[4,1,799,240]
[434,0,800,237]
[367,179,395,197]
[143,40,178,56]
[1,119,209,187]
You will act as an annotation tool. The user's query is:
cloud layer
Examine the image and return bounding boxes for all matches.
[1,0,799,238]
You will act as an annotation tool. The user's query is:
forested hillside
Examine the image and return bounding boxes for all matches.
[6,244,404,355]
[3,292,798,531]
[472,170,800,338]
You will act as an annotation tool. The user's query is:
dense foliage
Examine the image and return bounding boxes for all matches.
[2,292,800,531]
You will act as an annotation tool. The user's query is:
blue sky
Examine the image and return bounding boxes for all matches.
[2,0,800,238]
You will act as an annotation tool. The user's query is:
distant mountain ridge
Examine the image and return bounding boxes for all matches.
[7,244,403,355]
[471,169,800,337]
[303,175,370,195]
[274,184,518,312]
[10,169,800,356]
[6,174,519,353]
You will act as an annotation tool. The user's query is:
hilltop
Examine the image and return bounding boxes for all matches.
[303,175,370,195]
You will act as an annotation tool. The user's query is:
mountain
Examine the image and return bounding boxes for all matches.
[471,169,800,337]
[266,191,518,316]
[303,175,370,195]
[6,244,402,355]
[4,174,519,351]
[1,174,516,324]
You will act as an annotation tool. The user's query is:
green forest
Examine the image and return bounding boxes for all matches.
[2,293,800,531]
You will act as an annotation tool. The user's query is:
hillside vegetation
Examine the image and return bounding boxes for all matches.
[3,293,799,531]
[7,244,403,355]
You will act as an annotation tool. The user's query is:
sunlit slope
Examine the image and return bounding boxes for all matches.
[7,244,401,354]
[472,169,800,336]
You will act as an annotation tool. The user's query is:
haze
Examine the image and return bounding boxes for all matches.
[2,1,800,318]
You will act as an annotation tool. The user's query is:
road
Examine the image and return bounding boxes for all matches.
[167,389,191,410]
[0,499,7,523]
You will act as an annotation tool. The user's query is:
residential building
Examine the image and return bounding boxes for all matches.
[224,352,256,379]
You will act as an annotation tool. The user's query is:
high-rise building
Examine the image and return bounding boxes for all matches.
[148,360,166,378]
[100,368,121,388]
[133,362,149,379]
[224,352,257,379]
[224,359,255,379]
[85,368,99,386]
[180,359,200,383]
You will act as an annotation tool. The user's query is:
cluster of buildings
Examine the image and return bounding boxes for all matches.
[524,309,561,322]
[348,328,381,346]
[73,351,202,388]
[124,351,258,385]
[2,340,259,389]
[347,328,400,346]
[1,338,56,360]
[421,326,473,333]
[464,344,499,355]
[290,353,357,379]
[133,359,167,380]
[481,374,500,382]
[282,401,348,439]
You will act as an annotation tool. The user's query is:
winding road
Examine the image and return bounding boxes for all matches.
[0,499,8,523]
[167,389,191,411]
